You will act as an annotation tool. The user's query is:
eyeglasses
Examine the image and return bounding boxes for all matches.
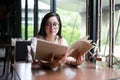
[45,22,59,29]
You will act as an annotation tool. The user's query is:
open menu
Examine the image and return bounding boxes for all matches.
[35,36,93,61]
[35,39,68,61]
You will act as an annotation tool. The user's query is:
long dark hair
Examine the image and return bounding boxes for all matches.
[38,12,62,38]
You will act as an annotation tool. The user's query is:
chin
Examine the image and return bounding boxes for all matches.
[49,34,56,37]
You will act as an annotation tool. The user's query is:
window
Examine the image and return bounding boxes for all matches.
[56,0,86,45]
[21,0,50,39]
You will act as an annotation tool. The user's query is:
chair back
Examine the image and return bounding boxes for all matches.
[15,40,31,62]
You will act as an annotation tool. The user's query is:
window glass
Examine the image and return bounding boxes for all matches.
[56,0,86,45]
[112,0,120,69]
[101,0,110,56]
[21,0,50,39]
[100,0,120,69]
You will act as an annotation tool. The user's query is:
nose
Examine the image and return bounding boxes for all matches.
[49,24,55,29]
[51,26,55,29]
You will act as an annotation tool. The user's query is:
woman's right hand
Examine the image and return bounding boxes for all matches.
[40,53,66,69]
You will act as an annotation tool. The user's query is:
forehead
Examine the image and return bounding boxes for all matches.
[47,16,59,23]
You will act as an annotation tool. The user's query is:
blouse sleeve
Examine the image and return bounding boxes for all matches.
[61,37,68,46]
[31,37,37,56]
[27,37,37,62]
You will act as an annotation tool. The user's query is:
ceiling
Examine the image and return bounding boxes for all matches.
[0,0,15,5]
[40,0,120,13]
[1,0,120,13]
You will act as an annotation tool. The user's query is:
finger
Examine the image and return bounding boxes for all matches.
[77,58,83,65]
[78,55,83,62]
[59,54,65,59]
[51,61,61,68]
[62,54,67,59]
[54,62,61,68]
[76,54,81,61]
[51,53,54,62]
[63,52,67,57]
[81,55,84,60]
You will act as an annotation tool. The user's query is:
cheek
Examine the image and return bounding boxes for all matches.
[56,27,59,33]
[45,28,49,33]
[45,29,49,33]
[56,29,59,33]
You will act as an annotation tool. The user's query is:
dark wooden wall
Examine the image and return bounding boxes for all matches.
[0,0,21,43]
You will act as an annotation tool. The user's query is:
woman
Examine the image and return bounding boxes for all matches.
[29,12,84,69]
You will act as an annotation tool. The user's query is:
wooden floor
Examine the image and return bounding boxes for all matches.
[0,61,13,80]
[0,61,6,80]
[0,61,3,75]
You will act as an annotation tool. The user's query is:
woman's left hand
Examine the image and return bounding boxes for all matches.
[66,49,85,66]
[71,54,84,66]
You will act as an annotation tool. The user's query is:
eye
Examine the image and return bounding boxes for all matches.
[53,23,59,26]
[53,23,57,26]
[46,23,51,26]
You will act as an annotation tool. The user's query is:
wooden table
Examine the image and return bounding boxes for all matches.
[12,61,120,80]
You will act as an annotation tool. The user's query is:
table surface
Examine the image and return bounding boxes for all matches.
[12,61,120,80]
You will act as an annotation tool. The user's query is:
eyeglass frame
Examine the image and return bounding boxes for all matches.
[45,22,59,29]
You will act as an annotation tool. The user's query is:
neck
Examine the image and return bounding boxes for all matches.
[45,36,56,42]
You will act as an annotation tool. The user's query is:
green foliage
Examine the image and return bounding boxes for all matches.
[57,8,80,29]
[57,8,82,45]
[62,26,80,45]
[21,24,34,40]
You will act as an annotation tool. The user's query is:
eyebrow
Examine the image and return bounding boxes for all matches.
[46,22,59,24]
